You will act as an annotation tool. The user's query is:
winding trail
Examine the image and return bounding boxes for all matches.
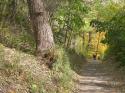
[75,59,122,93]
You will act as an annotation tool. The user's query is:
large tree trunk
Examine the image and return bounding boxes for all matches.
[27,0,54,57]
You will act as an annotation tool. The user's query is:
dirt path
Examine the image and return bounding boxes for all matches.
[75,59,122,93]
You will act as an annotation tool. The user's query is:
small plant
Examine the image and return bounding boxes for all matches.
[26,72,47,93]
[52,47,74,93]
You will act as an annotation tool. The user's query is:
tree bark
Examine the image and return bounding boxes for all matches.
[27,0,55,57]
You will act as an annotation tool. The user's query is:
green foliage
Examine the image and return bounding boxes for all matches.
[0,0,29,26]
[0,0,34,53]
[91,4,125,67]
[0,28,35,53]
[27,73,46,93]
[52,46,74,92]
[94,0,122,21]
[105,8,125,67]
[52,0,88,45]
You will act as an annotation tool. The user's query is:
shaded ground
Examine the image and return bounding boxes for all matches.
[75,59,124,93]
[68,50,87,74]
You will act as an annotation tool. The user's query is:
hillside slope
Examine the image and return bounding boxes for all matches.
[0,44,75,93]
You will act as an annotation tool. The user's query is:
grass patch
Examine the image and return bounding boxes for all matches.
[52,46,74,93]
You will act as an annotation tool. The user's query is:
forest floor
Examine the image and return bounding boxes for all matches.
[74,59,125,93]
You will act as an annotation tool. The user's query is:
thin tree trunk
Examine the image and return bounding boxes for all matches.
[81,32,85,47]
[96,32,101,57]
[86,32,92,51]
[88,32,92,48]
[27,0,54,57]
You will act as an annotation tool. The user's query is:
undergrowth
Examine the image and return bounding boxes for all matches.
[0,44,75,93]
[0,27,35,54]
[52,46,74,93]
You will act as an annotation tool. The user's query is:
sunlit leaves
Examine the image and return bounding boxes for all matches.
[53,0,88,32]
[52,0,89,45]
[92,2,125,66]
